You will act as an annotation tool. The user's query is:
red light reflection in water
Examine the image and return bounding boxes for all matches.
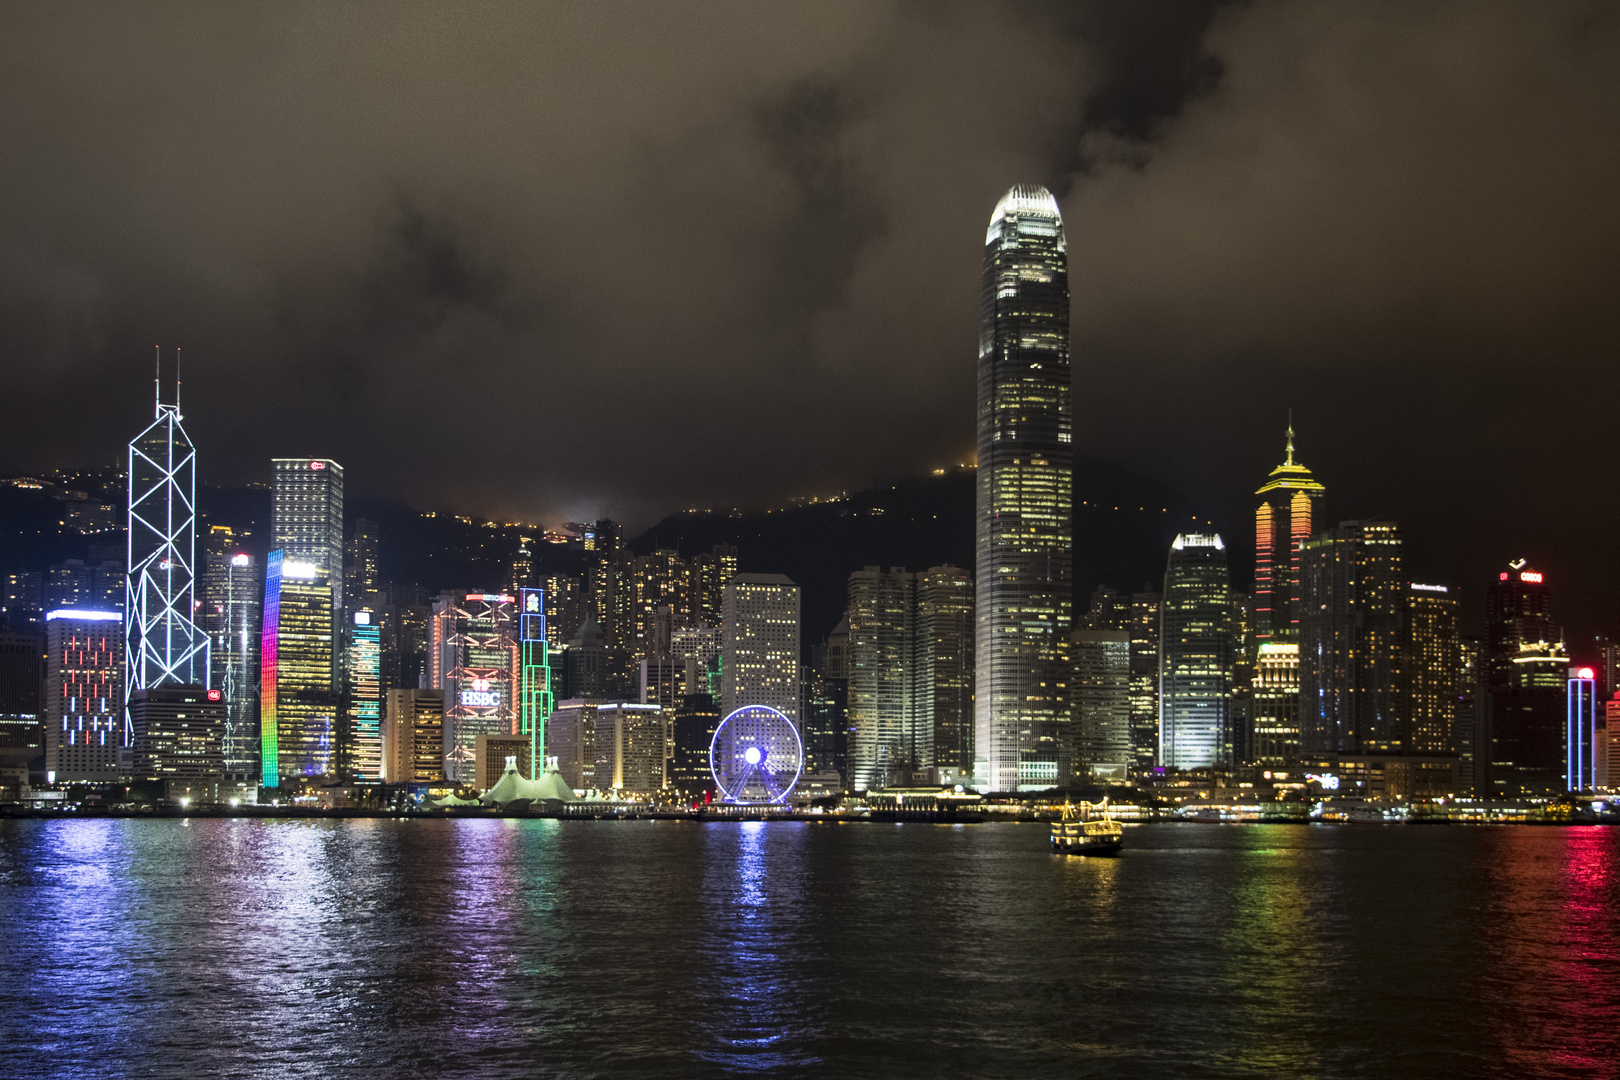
[1490,828,1620,1075]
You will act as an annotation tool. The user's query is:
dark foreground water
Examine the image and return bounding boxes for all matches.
[0,820,1616,1080]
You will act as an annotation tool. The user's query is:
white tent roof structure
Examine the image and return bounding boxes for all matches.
[480,756,577,806]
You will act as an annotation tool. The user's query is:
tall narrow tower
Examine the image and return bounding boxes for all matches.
[1254,422,1325,643]
[974,184,1073,792]
[126,350,209,731]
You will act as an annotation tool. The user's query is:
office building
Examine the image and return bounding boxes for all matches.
[382,688,445,784]
[1159,534,1233,769]
[1254,423,1326,643]
[260,553,337,785]
[0,631,44,791]
[721,574,800,724]
[199,527,261,783]
[44,609,123,782]
[693,544,739,626]
[542,574,585,648]
[547,698,602,790]
[1404,584,1459,754]
[1479,562,1565,797]
[1127,592,1161,771]
[47,559,124,612]
[518,586,553,780]
[1482,639,1568,797]
[1485,561,1553,686]
[915,566,974,775]
[1252,641,1300,766]
[670,693,721,799]
[975,184,1073,793]
[347,611,383,780]
[629,550,695,663]
[430,591,520,786]
[1071,629,1130,780]
[1298,522,1403,753]
[272,458,345,616]
[126,361,209,710]
[803,617,850,782]
[1568,666,1598,792]
[345,517,380,601]
[2,572,45,629]
[593,702,665,793]
[128,684,225,787]
[847,567,915,790]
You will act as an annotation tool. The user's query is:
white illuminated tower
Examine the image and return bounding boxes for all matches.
[975,185,1073,792]
[126,351,210,734]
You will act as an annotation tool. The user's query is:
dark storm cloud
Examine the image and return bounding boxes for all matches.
[2,1,1619,627]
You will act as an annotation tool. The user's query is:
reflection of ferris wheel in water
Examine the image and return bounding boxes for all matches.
[710,705,803,804]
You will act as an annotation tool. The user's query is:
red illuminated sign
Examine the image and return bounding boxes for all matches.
[1520,571,1543,583]
[310,460,325,470]
[1579,668,1595,680]
[1499,573,1509,581]
[206,689,222,701]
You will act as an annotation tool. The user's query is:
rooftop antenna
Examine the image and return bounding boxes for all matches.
[153,345,162,419]
[1285,408,1295,466]
[175,347,182,417]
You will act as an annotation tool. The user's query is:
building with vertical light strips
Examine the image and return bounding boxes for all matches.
[974,184,1073,793]
[45,610,123,782]
[260,553,337,785]
[1253,424,1325,645]
[347,611,382,780]
[200,527,260,783]
[847,567,915,790]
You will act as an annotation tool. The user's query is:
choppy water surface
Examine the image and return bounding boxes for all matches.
[0,819,1616,1079]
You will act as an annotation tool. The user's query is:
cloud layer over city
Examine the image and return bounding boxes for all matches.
[3,1,1618,624]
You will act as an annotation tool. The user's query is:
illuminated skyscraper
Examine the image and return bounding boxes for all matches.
[272,458,345,620]
[259,553,337,785]
[44,609,123,782]
[693,544,739,626]
[1481,563,1565,797]
[1485,561,1553,685]
[1128,591,1161,771]
[847,567,915,790]
[1568,666,1598,791]
[519,586,554,780]
[199,527,260,783]
[1254,423,1325,644]
[1403,583,1459,754]
[126,358,209,720]
[430,591,520,785]
[1298,521,1404,753]
[1071,629,1130,780]
[915,566,974,775]
[1251,642,1300,765]
[347,611,382,780]
[975,184,1073,793]
[1159,534,1233,769]
[721,574,800,726]
[382,688,444,784]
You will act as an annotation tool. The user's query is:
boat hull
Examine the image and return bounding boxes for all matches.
[1050,835,1122,856]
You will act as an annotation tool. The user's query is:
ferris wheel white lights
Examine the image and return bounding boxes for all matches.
[710,704,803,804]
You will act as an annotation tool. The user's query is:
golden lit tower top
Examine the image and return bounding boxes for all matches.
[1254,418,1325,643]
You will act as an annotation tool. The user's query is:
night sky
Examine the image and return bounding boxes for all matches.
[2,2,1618,635]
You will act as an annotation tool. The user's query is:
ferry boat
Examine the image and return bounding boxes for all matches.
[1051,799,1124,856]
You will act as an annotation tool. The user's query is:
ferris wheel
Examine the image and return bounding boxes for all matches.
[710,704,804,804]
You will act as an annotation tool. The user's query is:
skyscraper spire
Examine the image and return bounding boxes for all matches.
[975,184,1072,793]
[127,350,210,727]
[1285,410,1295,466]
